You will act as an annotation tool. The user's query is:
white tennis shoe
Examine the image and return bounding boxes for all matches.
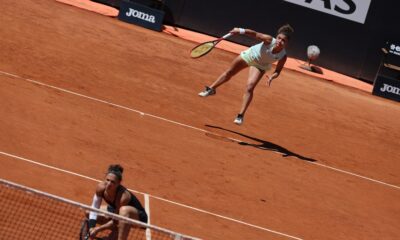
[198,86,216,97]
[233,114,244,125]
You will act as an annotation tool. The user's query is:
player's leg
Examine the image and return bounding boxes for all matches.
[199,55,248,97]
[211,55,248,89]
[117,206,142,240]
[234,66,265,125]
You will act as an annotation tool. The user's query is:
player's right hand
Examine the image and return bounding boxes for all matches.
[89,227,99,239]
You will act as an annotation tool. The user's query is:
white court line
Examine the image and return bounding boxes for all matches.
[0,150,303,240]
[0,71,217,136]
[145,194,152,240]
[0,70,398,190]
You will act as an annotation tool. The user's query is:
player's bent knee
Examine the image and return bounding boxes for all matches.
[119,206,139,219]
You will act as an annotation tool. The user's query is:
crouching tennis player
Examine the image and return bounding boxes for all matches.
[88,164,147,240]
[198,24,294,125]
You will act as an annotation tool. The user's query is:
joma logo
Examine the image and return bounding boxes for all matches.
[380,84,400,95]
[126,8,156,23]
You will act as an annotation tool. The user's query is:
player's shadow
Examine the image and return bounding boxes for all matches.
[205,125,317,162]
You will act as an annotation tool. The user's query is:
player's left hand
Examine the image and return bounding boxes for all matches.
[266,76,273,87]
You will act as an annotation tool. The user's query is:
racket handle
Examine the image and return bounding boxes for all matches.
[221,33,233,39]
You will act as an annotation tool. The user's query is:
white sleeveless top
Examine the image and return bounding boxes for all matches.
[249,38,286,66]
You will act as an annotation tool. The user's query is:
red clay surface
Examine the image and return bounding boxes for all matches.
[1,0,400,240]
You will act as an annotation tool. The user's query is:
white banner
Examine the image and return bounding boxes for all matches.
[284,0,371,24]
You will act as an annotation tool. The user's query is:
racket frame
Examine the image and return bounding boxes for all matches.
[79,219,104,240]
[79,219,90,240]
[190,33,233,58]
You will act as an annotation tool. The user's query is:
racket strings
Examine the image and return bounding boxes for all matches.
[190,42,216,58]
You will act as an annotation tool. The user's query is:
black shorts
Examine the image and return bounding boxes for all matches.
[138,210,148,223]
[107,205,148,223]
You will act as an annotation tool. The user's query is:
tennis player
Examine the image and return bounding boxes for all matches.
[88,164,147,240]
[198,24,294,125]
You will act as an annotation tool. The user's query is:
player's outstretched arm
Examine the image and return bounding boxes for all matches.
[230,28,273,45]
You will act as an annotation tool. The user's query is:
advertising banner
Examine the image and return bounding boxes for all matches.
[284,0,371,24]
[118,0,165,31]
[373,75,400,102]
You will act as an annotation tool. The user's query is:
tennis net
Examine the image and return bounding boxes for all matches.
[0,178,200,240]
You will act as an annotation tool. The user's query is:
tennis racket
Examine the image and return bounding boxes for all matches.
[79,219,103,240]
[79,219,90,240]
[190,33,233,58]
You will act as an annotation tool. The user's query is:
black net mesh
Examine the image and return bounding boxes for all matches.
[0,179,199,240]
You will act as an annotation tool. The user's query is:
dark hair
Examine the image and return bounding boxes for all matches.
[277,24,294,40]
[107,164,124,181]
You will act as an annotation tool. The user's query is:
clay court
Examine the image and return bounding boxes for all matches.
[1,0,400,239]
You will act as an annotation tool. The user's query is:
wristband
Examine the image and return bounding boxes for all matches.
[239,28,245,34]
[88,219,97,229]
